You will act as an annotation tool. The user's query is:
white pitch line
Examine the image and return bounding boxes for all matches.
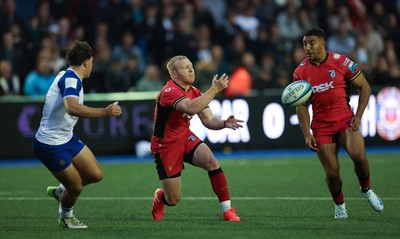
[0,196,399,201]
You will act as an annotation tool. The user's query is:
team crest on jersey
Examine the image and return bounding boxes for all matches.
[188,135,197,141]
[329,70,336,78]
[376,87,400,141]
[333,53,341,59]
[165,87,171,92]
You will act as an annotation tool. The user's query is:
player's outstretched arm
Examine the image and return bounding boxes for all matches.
[176,74,228,115]
[198,109,243,130]
[64,97,122,118]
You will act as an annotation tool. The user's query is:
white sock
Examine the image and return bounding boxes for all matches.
[59,204,73,218]
[220,200,231,213]
[55,184,65,198]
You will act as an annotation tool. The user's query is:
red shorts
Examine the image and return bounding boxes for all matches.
[312,119,351,146]
[151,130,202,179]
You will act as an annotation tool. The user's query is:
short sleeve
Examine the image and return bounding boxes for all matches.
[160,86,186,108]
[58,77,81,98]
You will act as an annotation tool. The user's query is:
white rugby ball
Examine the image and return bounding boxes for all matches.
[281,80,312,107]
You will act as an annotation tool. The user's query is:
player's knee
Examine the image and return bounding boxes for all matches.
[93,171,104,182]
[166,195,181,206]
[87,170,104,183]
[204,156,219,171]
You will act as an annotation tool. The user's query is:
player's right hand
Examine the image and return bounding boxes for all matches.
[211,73,229,92]
[305,135,318,152]
[105,103,122,117]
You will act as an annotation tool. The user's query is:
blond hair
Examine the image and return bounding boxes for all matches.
[166,55,187,77]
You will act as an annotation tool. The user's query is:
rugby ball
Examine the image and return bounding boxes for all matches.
[281,80,312,107]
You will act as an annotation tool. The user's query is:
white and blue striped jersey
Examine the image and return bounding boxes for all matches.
[35,68,83,145]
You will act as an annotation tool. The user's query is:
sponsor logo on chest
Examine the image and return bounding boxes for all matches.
[312,81,335,93]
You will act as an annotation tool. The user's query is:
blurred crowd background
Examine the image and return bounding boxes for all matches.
[0,0,400,98]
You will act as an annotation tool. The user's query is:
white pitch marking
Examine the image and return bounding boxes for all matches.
[0,196,399,201]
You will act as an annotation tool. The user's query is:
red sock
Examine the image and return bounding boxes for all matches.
[358,177,371,192]
[332,191,344,205]
[208,168,230,202]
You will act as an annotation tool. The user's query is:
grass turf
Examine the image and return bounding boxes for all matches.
[0,153,399,239]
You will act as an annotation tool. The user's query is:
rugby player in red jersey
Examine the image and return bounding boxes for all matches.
[293,28,383,218]
[150,55,243,221]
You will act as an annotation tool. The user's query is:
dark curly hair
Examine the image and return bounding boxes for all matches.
[65,40,93,66]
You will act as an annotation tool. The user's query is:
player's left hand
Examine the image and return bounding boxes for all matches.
[105,102,122,117]
[224,115,243,130]
[350,116,361,131]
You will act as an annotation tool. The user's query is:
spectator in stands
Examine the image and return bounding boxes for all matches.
[35,0,53,37]
[195,25,212,62]
[170,16,197,63]
[276,0,303,51]
[211,44,231,76]
[194,57,217,93]
[111,30,145,75]
[104,58,130,93]
[385,47,400,85]
[384,14,400,58]
[372,54,390,85]
[193,0,216,34]
[353,33,372,79]
[23,49,56,96]
[225,33,247,69]
[233,3,260,41]
[250,26,269,64]
[85,40,111,93]
[125,54,142,90]
[224,52,254,97]
[265,22,287,64]
[27,16,42,53]
[126,0,145,33]
[201,0,226,30]
[326,4,353,35]
[0,59,20,96]
[253,51,279,91]
[327,21,356,55]
[49,45,67,73]
[369,1,386,36]
[216,8,241,47]
[0,0,26,37]
[97,0,127,47]
[135,64,163,91]
[363,20,384,67]
[349,0,369,33]
[194,44,231,92]
[276,70,290,89]
[0,30,30,83]
[138,2,158,66]
[56,17,72,50]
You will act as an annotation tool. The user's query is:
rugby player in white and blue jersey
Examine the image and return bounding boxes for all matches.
[33,40,122,229]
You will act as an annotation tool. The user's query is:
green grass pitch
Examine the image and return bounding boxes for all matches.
[0,152,399,239]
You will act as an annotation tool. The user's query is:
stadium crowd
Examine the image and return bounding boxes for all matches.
[0,0,400,97]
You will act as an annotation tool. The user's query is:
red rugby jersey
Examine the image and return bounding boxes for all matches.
[293,52,361,124]
[151,80,203,144]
